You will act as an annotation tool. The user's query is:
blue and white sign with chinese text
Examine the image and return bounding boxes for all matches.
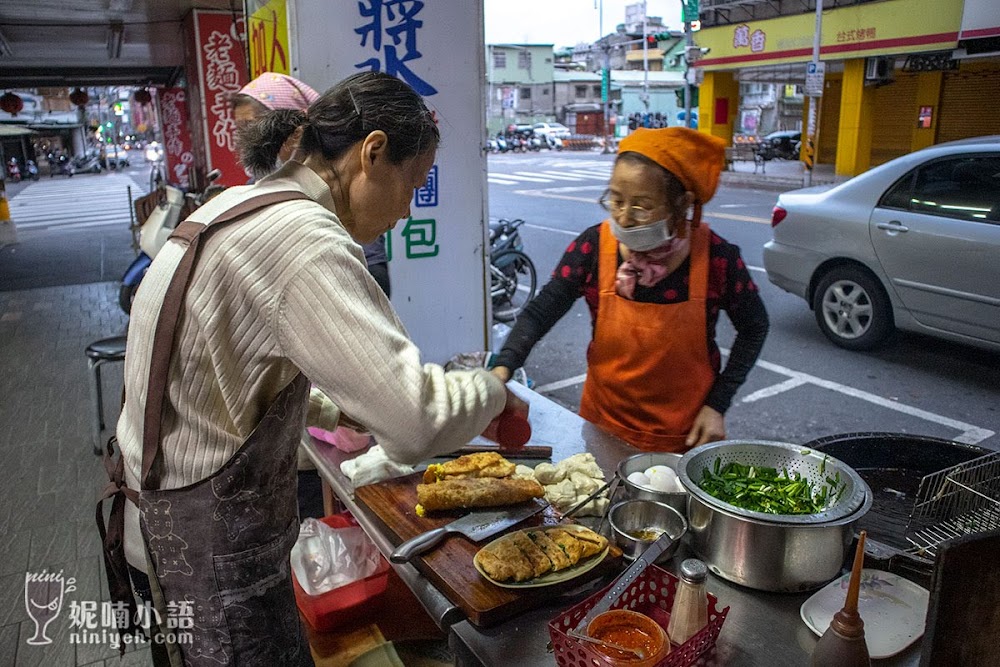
[291,1,490,362]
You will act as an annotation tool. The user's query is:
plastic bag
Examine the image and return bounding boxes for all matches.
[290,517,381,596]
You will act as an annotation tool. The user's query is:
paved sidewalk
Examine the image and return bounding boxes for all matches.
[0,282,148,666]
[721,158,839,192]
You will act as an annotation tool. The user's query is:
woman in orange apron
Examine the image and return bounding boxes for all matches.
[493,127,769,452]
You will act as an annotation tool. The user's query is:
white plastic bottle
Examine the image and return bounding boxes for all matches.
[667,558,709,645]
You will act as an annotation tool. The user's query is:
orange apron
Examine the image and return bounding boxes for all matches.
[578,221,715,452]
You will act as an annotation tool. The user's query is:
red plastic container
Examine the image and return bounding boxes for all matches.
[548,564,729,666]
[291,514,391,632]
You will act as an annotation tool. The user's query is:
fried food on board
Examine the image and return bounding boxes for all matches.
[476,526,609,583]
[422,452,516,484]
[416,477,544,512]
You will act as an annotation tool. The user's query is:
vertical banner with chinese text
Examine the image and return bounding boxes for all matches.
[156,88,196,187]
[291,0,489,363]
[247,0,290,78]
[191,10,249,187]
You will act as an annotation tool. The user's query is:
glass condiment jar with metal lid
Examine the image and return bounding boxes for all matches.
[667,558,709,645]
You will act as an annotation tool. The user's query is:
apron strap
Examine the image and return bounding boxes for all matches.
[140,191,311,489]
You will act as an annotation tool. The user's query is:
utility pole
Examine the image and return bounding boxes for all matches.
[599,0,612,153]
[642,0,649,111]
[681,0,698,128]
[803,0,824,186]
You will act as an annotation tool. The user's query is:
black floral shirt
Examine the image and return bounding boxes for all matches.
[495,224,769,414]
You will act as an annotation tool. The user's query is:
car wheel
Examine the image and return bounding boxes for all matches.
[813,265,894,350]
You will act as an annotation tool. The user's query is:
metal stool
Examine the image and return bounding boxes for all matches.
[85,335,127,455]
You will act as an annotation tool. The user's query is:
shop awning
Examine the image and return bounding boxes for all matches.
[0,124,36,137]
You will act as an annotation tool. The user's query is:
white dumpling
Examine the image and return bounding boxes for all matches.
[558,453,603,479]
[644,465,675,478]
[544,479,577,510]
[534,462,566,485]
[513,464,536,480]
[569,471,602,496]
[571,495,610,518]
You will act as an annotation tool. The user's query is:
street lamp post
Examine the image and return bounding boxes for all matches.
[642,0,649,111]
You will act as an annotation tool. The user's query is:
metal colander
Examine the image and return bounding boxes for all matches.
[677,440,870,525]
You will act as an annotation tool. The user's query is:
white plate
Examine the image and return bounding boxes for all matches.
[800,569,930,659]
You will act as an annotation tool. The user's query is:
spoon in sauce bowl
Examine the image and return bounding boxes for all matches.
[568,629,646,660]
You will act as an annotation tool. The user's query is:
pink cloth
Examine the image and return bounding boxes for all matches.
[238,73,320,112]
[307,426,373,453]
[614,236,691,300]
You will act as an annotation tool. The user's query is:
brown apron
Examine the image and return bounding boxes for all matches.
[98,191,316,666]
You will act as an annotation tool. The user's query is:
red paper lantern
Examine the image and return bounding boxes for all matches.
[69,88,90,108]
[134,89,152,105]
[0,92,24,116]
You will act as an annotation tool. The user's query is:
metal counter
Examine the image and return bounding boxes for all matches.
[302,383,921,666]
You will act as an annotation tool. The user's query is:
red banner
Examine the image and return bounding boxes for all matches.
[192,10,248,187]
[157,88,195,188]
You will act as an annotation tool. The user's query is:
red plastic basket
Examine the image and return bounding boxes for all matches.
[548,564,729,667]
[291,514,391,632]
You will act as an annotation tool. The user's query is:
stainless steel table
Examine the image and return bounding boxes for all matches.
[302,383,921,666]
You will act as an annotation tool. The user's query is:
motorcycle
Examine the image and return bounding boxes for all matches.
[489,218,537,323]
[119,169,224,314]
[25,160,40,181]
[48,153,75,177]
[544,134,564,151]
[6,158,21,182]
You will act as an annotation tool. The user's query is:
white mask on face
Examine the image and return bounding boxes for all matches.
[610,218,674,252]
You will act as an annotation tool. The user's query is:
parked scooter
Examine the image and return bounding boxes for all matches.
[24,160,40,181]
[119,170,224,314]
[48,153,75,177]
[6,158,21,182]
[73,151,104,174]
[544,134,564,151]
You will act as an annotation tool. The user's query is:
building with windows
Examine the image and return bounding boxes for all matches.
[486,44,556,134]
[693,0,1000,176]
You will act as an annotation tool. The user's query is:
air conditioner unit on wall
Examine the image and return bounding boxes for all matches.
[865,56,893,82]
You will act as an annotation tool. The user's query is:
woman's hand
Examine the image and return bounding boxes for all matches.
[686,405,725,448]
[491,365,512,383]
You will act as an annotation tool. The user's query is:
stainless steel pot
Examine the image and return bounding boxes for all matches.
[686,490,873,592]
[615,452,687,517]
[607,499,688,564]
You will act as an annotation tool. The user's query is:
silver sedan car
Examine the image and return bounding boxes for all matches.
[764,136,1000,352]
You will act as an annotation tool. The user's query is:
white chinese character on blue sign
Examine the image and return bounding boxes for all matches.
[414,165,438,208]
[355,0,438,96]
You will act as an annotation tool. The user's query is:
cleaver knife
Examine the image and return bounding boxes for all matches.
[390,500,546,564]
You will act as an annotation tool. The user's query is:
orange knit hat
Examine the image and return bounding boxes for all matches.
[618,127,726,206]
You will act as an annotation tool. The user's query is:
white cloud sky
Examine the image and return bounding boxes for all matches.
[483,0,684,49]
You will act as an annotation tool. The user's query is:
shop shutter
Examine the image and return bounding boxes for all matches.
[870,72,918,166]
[938,62,1000,144]
[818,77,841,165]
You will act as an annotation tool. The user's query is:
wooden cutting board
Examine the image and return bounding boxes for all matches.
[353,471,621,627]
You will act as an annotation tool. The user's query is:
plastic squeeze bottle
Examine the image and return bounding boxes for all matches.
[667,558,709,645]
[811,531,871,667]
[480,386,532,449]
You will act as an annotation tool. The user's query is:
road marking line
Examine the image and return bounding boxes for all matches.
[535,374,587,393]
[703,212,770,224]
[725,349,995,445]
[536,171,590,181]
[740,377,809,403]
[565,170,612,178]
[512,189,597,204]
[490,173,551,183]
[534,350,994,444]
[488,178,518,185]
[525,223,578,237]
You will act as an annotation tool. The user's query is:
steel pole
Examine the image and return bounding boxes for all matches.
[804,0,823,186]
[683,20,693,128]
[642,0,649,111]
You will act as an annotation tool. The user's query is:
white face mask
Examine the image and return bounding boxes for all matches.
[610,218,674,252]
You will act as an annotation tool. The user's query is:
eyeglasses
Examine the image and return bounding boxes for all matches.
[598,192,659,223]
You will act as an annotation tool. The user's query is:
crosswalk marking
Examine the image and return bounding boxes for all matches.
[488,167,612,187]
[8,174,146,232]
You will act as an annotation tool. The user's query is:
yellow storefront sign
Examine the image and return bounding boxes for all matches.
[696,0,962,70]
[248,0,290,78]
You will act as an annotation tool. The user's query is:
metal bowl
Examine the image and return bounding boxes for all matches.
[686,489,872,592]
[607,499,688,564]
[616,453,687,518]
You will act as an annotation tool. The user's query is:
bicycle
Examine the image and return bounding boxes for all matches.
[489,218,537,323]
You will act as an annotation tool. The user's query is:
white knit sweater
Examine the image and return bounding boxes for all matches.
[117,161,506,568]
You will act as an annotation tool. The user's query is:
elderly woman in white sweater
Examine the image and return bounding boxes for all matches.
[100,72,513,666]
